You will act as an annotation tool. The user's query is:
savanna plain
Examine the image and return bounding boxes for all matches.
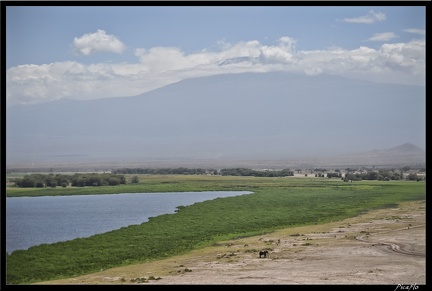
[5,174,426,285]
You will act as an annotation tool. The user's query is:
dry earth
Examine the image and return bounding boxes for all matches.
[39,200,426,285]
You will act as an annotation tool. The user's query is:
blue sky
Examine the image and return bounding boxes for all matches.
[5,5,426,105]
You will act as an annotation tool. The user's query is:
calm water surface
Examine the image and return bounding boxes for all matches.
[6,191,251,254]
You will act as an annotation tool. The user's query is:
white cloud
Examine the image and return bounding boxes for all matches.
[342,10,386,24]
[73,29,126,55]
[378,40,425,75]
[367,32,398,42]
[6,37,425,105]
[403,28,425,36]
[134,47,214,72]
[258,37,296,64]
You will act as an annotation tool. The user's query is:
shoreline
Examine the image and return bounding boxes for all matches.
[39,199,426,285]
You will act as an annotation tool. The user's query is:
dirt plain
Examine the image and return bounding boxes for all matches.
[39,199,426,286]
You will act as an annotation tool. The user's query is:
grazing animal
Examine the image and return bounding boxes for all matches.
[259,250,269,258]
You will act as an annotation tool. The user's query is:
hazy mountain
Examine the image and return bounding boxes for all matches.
[302,143,426,168]
[6,71,425,167]
[366,143,425,155]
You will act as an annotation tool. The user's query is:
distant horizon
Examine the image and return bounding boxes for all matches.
[5,142,425,172]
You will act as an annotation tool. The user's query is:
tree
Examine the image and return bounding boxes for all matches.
[16,176,36,188]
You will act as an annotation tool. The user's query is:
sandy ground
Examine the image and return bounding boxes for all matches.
[40,200,426,285]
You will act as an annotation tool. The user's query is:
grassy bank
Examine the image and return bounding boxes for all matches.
[6,175,261,197]
[6,176,425,284]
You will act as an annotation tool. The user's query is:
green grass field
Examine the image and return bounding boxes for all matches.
[5,175,425,284]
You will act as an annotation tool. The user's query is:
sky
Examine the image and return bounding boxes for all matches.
[5,5,426,105]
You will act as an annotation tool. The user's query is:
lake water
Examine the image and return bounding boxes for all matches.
[6,191,252,254]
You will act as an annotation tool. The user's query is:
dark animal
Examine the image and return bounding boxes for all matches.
[259,250,269,258]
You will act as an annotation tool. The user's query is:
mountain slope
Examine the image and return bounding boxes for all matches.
[368,143,425,155]
[308,143,426,168]
[6,72,425,166]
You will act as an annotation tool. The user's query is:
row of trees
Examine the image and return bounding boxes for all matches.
[309,167,424,181]
[320,172,342,178]
[343,171,422,182]
[112,167,218,175]
[112,167,295,177]
[14,173,127,188]
[219,168,294,177]
[12,168,423,188]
